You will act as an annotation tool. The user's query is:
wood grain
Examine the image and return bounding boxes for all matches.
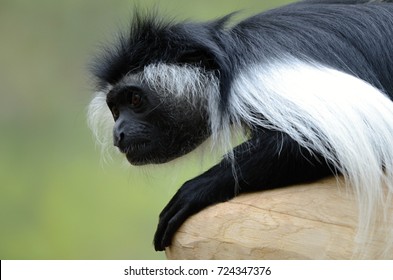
[166,177,393,259]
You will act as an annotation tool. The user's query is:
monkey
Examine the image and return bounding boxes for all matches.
[88,0,393,256]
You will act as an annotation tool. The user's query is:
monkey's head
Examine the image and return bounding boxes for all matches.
[88,13,232,165]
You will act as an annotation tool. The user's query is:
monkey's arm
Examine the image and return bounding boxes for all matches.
[154,130,334,251]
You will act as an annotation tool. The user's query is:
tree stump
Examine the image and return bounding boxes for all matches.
[166,177,393,259]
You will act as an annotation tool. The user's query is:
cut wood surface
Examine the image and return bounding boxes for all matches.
[166,177,393,259]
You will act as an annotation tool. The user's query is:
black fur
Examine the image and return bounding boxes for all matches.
[90,0,393,251]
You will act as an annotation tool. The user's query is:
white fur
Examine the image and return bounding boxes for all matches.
[142,64,221,116]
[87,86,115,162]
[142,64,218,101]
[225,58,393,258]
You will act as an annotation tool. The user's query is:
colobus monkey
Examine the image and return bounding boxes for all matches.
[88,0,393,256]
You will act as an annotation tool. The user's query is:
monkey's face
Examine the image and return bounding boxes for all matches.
[87,15,229,165]
[103,64,215,165]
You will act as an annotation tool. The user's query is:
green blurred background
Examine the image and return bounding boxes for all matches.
[0,0,292,259]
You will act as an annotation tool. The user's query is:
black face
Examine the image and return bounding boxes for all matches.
[90,14,230,165]
[106,82,210,165]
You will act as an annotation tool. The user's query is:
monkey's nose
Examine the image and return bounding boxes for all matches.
[113,131,125,148]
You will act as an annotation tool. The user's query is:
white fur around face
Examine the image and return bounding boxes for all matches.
[142,63,221,116]
[87,85,114,161]
[228,58,393,257]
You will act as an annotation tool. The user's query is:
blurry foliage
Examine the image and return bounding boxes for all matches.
[0,0,291,259]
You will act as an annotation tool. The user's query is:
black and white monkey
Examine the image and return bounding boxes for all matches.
[88,0,393,256]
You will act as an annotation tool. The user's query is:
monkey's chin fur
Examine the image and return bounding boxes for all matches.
[123,147,174,166]
[125,153,182,166]
[123,140,207,166]
[120,142,159,166]
[125,154,151,166]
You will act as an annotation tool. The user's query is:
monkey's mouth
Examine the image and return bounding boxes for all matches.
[121,139,154,165]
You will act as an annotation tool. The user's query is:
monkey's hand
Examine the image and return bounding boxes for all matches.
[154,168,236,251]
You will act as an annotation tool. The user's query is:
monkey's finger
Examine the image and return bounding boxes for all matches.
[154,202,183,250]
[160,207,192,250]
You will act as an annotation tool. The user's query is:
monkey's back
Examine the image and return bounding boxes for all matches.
[233,2,393,97]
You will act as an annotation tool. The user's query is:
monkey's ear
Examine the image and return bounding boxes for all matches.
[177,49,218,70]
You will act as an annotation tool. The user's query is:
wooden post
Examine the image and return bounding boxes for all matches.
[166,177,393,259]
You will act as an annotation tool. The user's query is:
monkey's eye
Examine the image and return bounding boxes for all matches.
[130,92,143,108]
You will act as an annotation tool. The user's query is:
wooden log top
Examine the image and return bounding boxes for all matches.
[166,177,393,259]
